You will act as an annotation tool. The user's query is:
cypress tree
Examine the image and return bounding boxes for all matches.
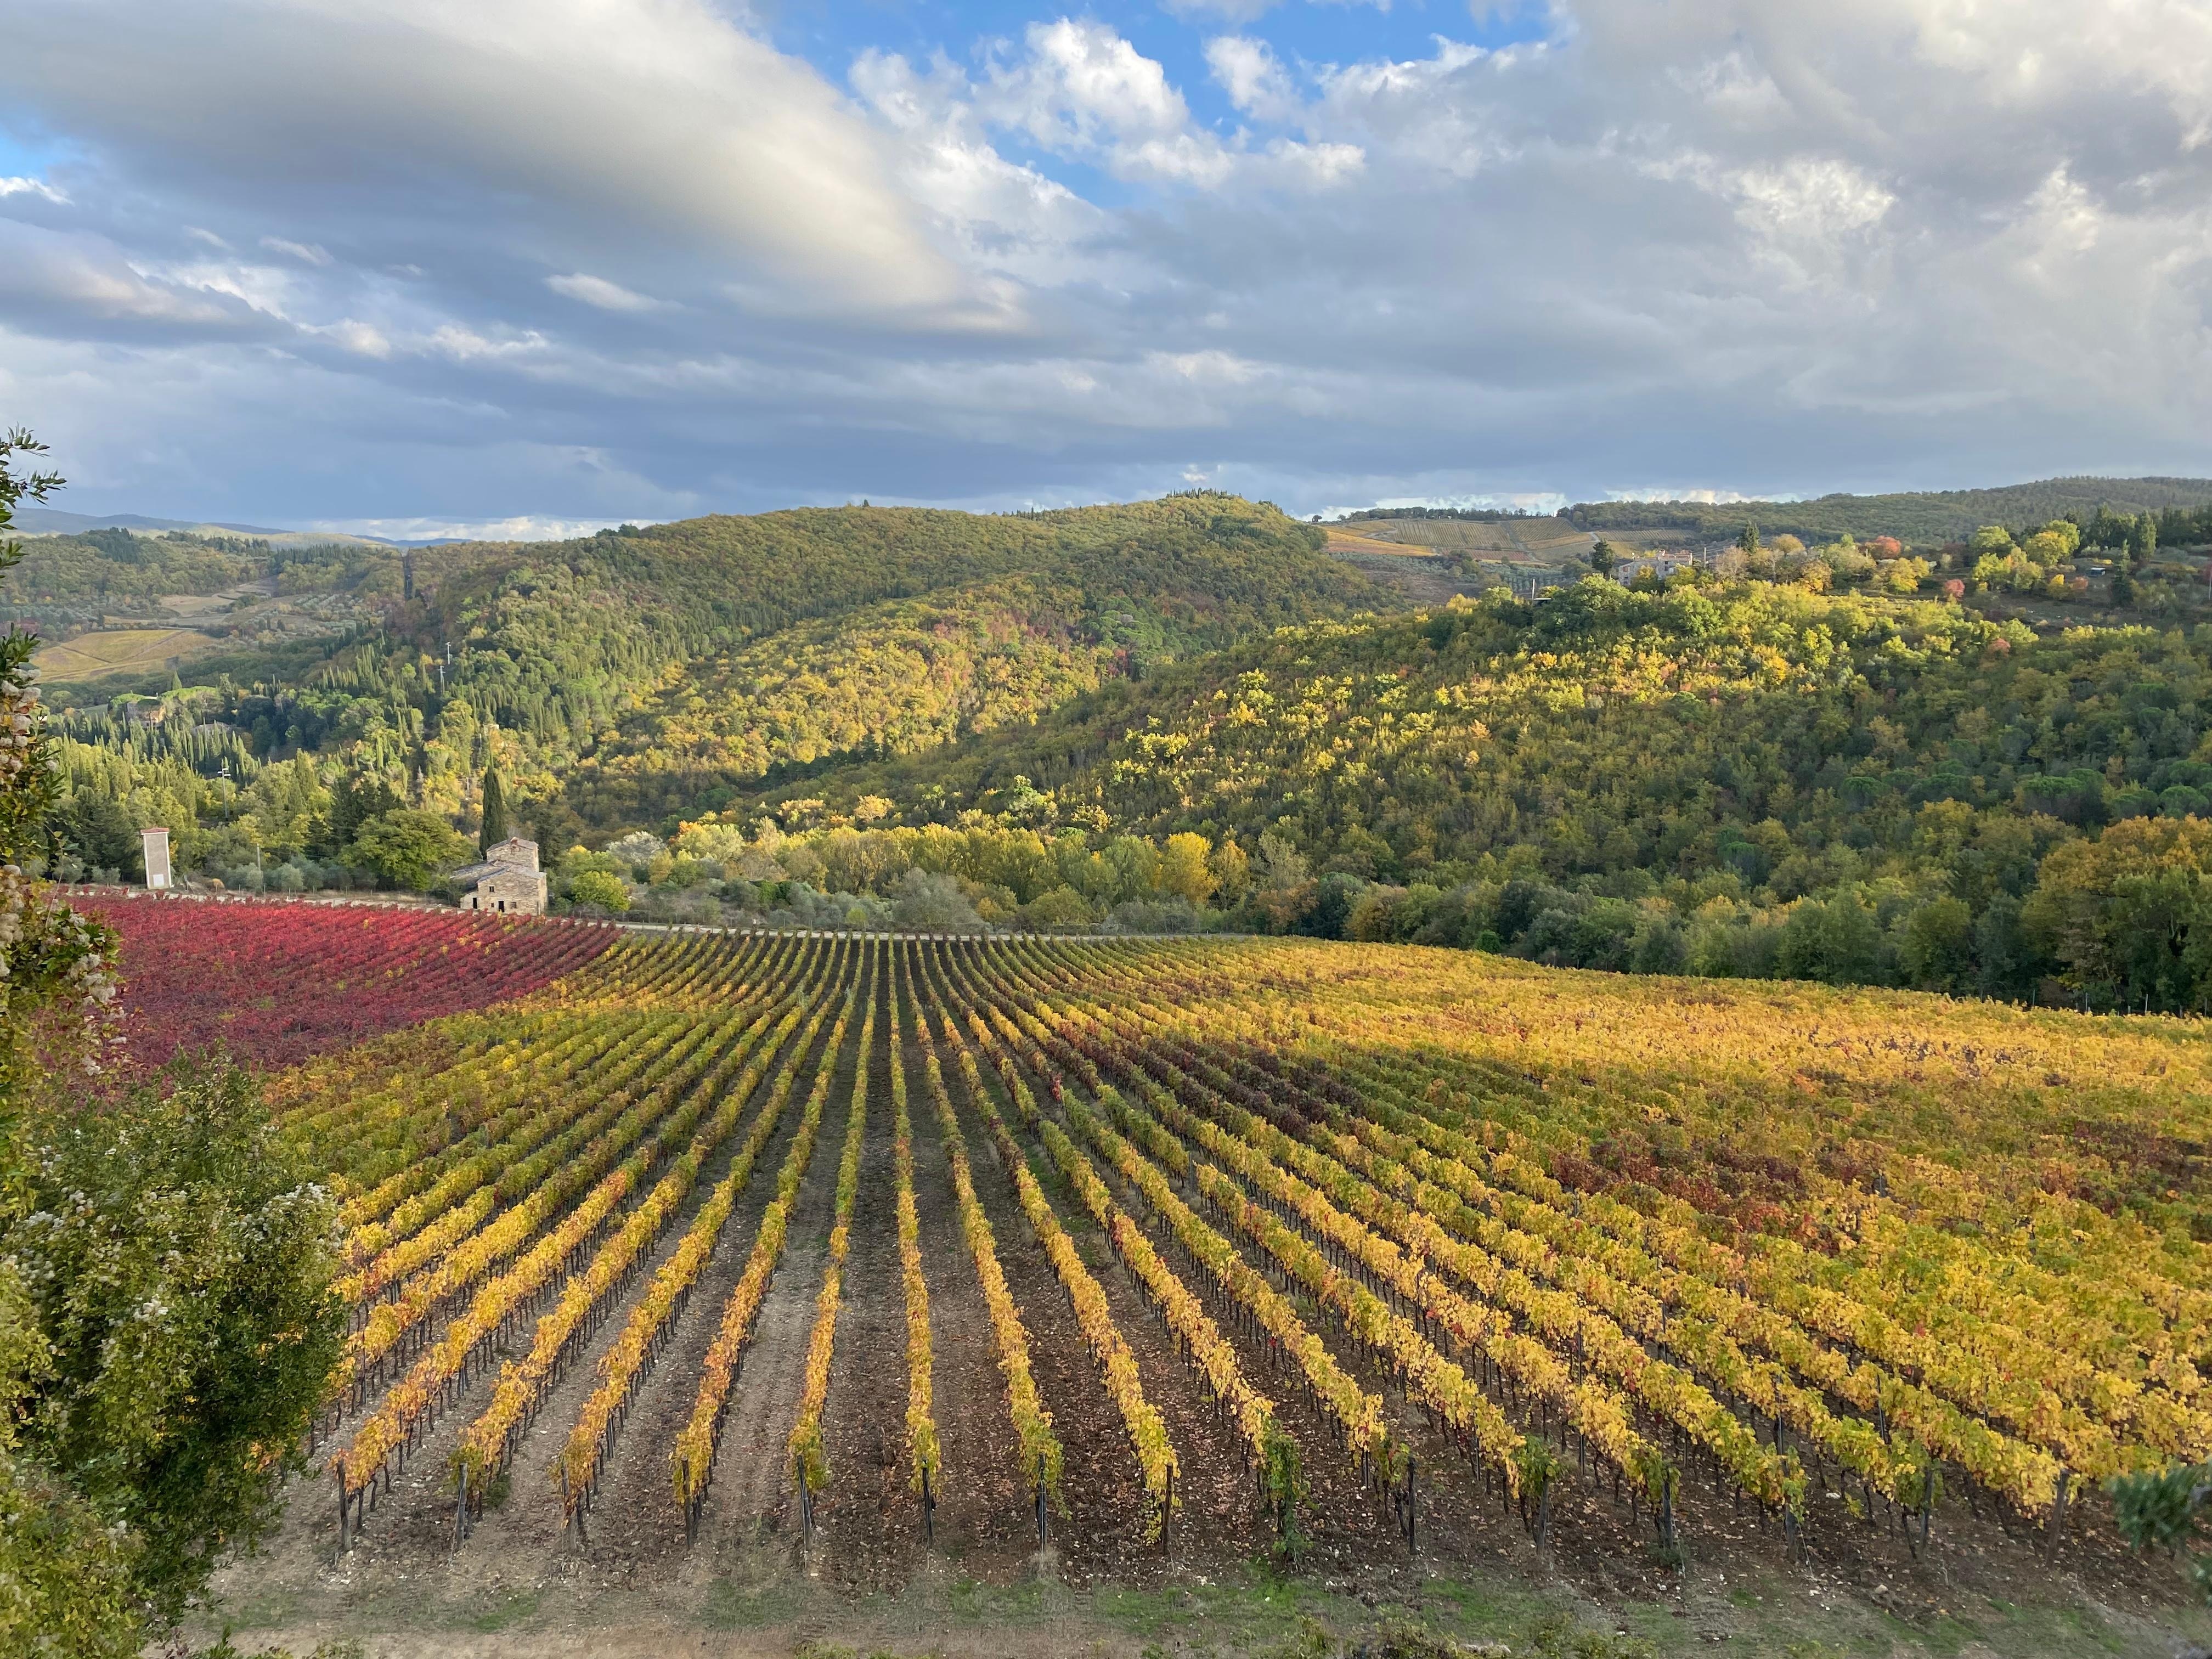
[479,763,510,853]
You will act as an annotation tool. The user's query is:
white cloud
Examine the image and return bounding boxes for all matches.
[1265,137,1365,186]
[1115,133,1239,189]
[1206,36,1299,123]
[259,235,332,265]
[0,222,266,332]
[1153,348,1265,386]
[1164,0,1391,19]
[0,176,69,204]
[850,48,1102,282]
[306,318,394,357]
[310,512,639,541]
[1635,149,1895,289]
[1601,487,1766,505]
[1728,158,1893,244]
[987,20,1194,150]
[894,21,1363,195]
[1165,0,1284,20]
[133,255,308,320]
[5,0,2212,528]
[423,323,553,365]
[0,0,978,321]
[545,273,670,313]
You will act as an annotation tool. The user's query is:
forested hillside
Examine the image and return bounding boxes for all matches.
[523,499,1373,823]
[40,485,2212,1011]
[9,528,265,606]
[1564,475,2212,546]
[726,579,2212,1007]
[567,577,1110,824]
[37,493,1382,870]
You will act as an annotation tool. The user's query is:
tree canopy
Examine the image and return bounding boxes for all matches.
[0,433,345,1655]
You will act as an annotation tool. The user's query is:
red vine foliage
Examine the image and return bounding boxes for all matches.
[80,896,614,1069]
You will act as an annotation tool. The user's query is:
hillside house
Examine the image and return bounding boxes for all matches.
[1614,550,1700,583]
[457,836,548,916]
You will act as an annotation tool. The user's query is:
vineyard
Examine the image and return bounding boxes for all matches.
[81,893,613,1068]
[94,902,2212,1624]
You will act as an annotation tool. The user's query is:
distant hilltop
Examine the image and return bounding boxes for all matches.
[27,472,2212,558]
[11,506,438,550]
[1339,475,2212,548]
[1565,475,2212,545]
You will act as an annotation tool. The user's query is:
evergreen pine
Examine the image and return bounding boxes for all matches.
[479,763,510,853]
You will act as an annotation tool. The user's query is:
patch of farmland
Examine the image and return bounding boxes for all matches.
[31,624,221,680]
[110,912,2212,1655]
[82,894,617,1069]
[1324,527,1446,557]
[1334,517,1595,561]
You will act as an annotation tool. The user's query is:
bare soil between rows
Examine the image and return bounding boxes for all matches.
[206,958,2212,1659]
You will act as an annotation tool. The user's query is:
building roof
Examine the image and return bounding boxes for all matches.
[454,836,540,886]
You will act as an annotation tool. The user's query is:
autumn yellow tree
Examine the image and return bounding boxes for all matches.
[1155,831,1217,905]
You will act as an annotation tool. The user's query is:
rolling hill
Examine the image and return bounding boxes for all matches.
[1562,475,2212,545]
[32,483,2212,1012]
[1333,476,2212,552]
[38,493,1390,836]
[707,576,2212,1005]
[13,505,398,548]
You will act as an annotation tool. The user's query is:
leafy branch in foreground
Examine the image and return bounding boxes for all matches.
[1,433,346,1657]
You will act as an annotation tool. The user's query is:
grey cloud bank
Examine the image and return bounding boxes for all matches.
[1,0,2208,531]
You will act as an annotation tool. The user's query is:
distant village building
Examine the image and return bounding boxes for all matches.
[456,836,548,916]
[1613,549,1701,583]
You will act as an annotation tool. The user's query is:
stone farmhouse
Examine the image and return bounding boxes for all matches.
[456,836,548,916]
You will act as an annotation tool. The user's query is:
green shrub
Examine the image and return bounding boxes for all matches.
[565,868,632,912]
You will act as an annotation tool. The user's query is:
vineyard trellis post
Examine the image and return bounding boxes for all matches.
[1403,1455,1417,1552]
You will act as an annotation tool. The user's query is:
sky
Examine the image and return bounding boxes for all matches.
[2,0,2210,538]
